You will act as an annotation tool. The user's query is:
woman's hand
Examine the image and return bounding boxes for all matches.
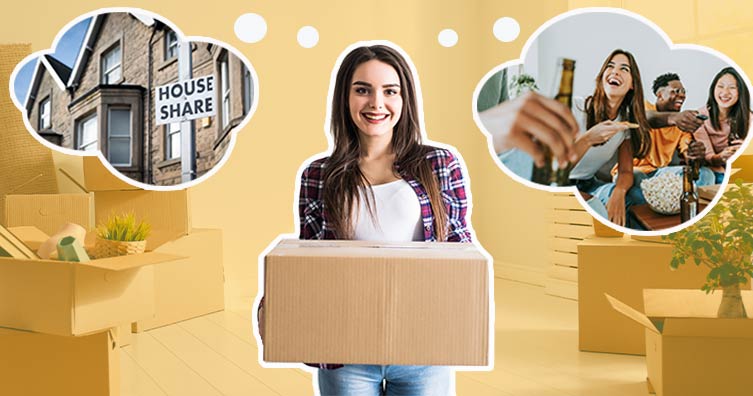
[606,190,626,227]
[479,92,579,167]
[719,144,741,162]
[583,120,628,146]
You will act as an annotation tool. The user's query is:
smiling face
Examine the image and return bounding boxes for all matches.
[656,80,686,112]
[602,53,634,101]
[348,59,403,141]
[714,73,739,112]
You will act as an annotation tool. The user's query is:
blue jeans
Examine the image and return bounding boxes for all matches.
[318,365,453,396]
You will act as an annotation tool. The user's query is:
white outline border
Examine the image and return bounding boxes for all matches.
[471,7,753,237]
[251,40,496,389]
[9,7,260,192]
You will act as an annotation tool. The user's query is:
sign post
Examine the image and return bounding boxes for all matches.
[178,40,196,183]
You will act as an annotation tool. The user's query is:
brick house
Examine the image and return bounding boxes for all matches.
[24,12,253,185]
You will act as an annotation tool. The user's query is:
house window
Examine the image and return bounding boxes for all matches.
[242,63,252,116]
[220,55,230,129]
[76,113,98,151]
[164,31,178,60]
[39,97,51,130]
[166,122,181,160]
[101,43,122,84]
[108,108,131,166]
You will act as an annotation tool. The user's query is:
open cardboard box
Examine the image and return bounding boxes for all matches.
[578,236,709,355]
[0,327,119,396]
[263,239,490,366]
[607,289,753,396]
[0,226,183,337]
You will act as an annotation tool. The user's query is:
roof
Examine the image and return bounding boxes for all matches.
[43,55,72,83]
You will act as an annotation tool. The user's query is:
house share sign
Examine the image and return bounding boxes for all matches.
[155,75,216,125]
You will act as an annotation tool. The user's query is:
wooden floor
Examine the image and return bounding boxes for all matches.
[121,279,649,396]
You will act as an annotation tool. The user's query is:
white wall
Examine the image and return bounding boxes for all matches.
[524,12,730,111]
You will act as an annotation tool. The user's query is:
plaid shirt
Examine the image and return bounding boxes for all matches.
[298,146,472,369]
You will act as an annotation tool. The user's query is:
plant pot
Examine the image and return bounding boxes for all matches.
[718,283,748,318]
[94,237,147,259]
[592,218,623,238]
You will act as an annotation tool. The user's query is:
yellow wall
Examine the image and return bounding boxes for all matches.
[2,0,753,296]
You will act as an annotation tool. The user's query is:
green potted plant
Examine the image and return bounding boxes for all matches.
[508,73,539,98]
[94,212,151,258]
[664,180,753,318]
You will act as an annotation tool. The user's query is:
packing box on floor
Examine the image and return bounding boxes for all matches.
[263,239,489,365]
[0,327,120,396]
[578,236,708,355]
[608,289,753,396]
[133,228,225,332]
[0,226,183,337]
[82,156,139,191]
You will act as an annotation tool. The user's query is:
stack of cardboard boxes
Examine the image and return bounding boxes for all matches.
[0,154,225,395]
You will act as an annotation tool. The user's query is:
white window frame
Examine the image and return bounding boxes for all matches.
[107,107,132,166]
[164,31,178,61]
[39,97,51,130]
[101,43,122,84]
[76,113,98,152]
[166,122,181,160]
[221,56,230,129]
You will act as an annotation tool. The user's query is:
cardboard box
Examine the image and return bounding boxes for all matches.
[0,227,183,337]
[0,327,119,396]
[94,189,190,250]
[7,225,49,251]
[578,236,709,355]
[133,228,225,332]
[264,239,489,365]
[83,156,139,191]
[4,193,94,235]
[608,289,753,396]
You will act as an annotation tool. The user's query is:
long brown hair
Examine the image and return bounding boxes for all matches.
[585,49,650,159]
[323,45,447,240]
[707,67,750,140]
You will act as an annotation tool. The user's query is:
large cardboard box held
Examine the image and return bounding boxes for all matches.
[133,228,225,332]
[578,236,709,355]
[0,327,120,396]
[608,289,753,396]
[264,239,489,365]
[0,226,183,337]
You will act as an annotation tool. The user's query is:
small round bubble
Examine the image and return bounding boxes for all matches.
[297,26,319,48]
[438,29,458,47]
[493,17,520,42]
[234,13,267,44]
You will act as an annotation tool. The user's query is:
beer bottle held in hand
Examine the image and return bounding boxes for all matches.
[532,58,575,186]
[680,165,698,222]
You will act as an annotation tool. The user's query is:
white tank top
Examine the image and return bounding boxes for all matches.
[353,179,424,242]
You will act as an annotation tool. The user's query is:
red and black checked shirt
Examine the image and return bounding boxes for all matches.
[298,146,472,369]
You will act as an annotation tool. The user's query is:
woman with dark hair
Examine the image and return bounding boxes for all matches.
[568,49,651,227]
[296,43,470,395]
[694,67,752,184]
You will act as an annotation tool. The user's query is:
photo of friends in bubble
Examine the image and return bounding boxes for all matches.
[476,12,750,232]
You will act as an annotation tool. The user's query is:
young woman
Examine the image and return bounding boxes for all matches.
[694,67,752,184]
[567,49,651,227]
[298,44,471,395]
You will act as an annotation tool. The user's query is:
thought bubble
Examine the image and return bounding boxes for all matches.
[438,29,458,47]
[473,9,750,235]
[10,8,259,190]
[297,26,319,48]
[235,13,268,44]
[493,17,520,42]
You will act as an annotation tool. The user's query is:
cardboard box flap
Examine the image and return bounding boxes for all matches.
[605,293,660,334]
[643,289,722,319]
[85,251,185,271]
[273,239,484,260]
[662,317,753,338]
[7,226,49,251]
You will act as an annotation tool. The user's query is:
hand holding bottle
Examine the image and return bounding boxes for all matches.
[479,91,579,168]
